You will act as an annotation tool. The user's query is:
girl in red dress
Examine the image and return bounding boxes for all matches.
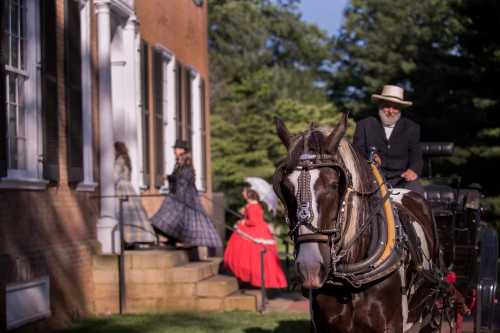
[224,187,288,288]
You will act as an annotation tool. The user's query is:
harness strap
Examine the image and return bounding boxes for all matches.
[296,234,330,243]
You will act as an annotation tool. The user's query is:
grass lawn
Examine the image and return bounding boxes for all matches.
[59,312,310,333]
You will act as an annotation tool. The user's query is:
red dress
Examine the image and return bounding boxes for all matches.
[224,202,288,288]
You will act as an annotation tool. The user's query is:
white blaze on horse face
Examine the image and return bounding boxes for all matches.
[288,169,321,234]
[289,169,324,285]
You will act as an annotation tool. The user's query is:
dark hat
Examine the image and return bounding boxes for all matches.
[173,139,190,150]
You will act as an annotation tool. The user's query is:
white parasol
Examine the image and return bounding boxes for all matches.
[244,177,279,216]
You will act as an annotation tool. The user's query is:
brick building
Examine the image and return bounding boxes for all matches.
[0,0,213,330]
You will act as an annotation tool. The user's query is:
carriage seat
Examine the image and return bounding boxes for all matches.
[421,142,455,157]
[424,184,456,205]
[423,184,481,210]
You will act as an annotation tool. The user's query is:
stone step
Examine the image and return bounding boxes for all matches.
[241,289,264,311]
[222,291,260,312]
[167,258,222,283]
[124,249,189,270]
[196,275,239,298]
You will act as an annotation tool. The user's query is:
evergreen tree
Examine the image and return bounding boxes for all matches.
[330,0,500,219]
[208,0,342,209]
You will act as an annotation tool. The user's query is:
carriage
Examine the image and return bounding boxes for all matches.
[421,142,499,333]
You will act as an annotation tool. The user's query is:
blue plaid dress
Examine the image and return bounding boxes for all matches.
[151,165,222,248]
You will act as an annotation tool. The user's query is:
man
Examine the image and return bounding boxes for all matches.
[353,85,424,194]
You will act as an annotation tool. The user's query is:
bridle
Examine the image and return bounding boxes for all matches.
[274,150,381,280]
[289,153,349,245]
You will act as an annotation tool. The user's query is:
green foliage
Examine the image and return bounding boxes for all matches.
[208,0,341,210]
[330,0,500,223]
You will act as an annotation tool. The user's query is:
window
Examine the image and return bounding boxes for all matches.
[175,62,193,144]
[65,0,83,184]
[4,0,28,171]
[40,0,59,182]
[1,0,47,189]
[153,48,165,189]
[139,40,150,188]
[153,45,177,191]
[175,62,183,141]
[173,63,208,191]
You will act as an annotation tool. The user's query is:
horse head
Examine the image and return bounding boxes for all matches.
[273,114,348,289]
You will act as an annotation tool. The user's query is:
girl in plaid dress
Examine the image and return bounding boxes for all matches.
[151,140,222,250]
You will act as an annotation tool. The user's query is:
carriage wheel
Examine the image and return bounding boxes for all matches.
[474,224,498,333]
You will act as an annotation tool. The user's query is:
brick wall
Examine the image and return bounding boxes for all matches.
[0,0,214,330]
[0,1,100,331]
[137,0,214,217]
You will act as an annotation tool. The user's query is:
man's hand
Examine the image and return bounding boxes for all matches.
[401,169,418,181]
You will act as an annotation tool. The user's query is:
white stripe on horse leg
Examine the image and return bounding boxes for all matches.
[412,222,431,270]
[400,266,413,332]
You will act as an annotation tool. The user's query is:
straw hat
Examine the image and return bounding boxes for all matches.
[371,85,412,108]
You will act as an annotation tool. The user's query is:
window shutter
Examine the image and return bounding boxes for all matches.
[65,0,83,184]
[175,62,183,140]
[41,0,59,182]
[0,0,7,177]
[153,49,164,188]
[140,41,150,187]
[200,78,208,190]
[184,67,192,147]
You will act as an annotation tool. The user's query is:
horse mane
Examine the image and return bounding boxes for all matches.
[286,127,376,263]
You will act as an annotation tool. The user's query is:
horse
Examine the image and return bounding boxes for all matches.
[272,114,447,333]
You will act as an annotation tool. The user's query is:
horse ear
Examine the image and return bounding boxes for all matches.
[326,112,348,154]
[275,117,291,149]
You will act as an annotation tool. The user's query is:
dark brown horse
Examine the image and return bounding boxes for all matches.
[273,114,445,333]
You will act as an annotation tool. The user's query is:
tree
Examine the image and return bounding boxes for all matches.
[330,0,500,219]
[208,0,341,210]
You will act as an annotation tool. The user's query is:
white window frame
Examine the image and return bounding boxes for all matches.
[155,45,177,192]
[189,70,206,192]
[1,0,48,190]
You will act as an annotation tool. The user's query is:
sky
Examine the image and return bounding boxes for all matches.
[297,0,348,36]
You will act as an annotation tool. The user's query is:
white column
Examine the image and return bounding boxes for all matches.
[77,0,97,192]
[123,15,140,191]
[95,0,119,254]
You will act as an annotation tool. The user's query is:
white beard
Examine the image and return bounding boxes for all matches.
[379,109,401,127]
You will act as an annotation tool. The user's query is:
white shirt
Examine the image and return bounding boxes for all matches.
[384,126,395,140]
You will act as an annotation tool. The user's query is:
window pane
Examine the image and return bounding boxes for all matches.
[8,75,16,103]
[20,37,25,70]
[11,36,18,68]
[17,136,26,169]
[11,1,18,37]
[2,31,9,65]
[8,104,17,169]
[19,0,25,39]
[17,78,24,137]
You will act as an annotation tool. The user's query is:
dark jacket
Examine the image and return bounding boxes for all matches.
[353,116,423,179]
[167,164,195,196]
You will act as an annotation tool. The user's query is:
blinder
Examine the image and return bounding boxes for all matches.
[275,152,351,245]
